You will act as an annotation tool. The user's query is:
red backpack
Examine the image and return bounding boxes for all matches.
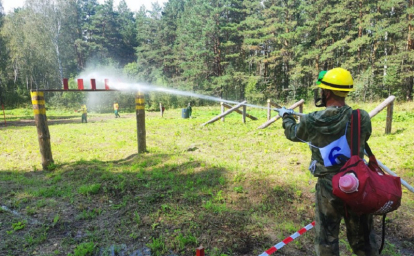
[332,109,402,253]
[332,110,402,215]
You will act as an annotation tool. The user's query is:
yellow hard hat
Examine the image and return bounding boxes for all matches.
[317,68,354,92]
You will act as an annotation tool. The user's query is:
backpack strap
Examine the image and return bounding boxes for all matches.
[365,142,374,157]
[379,214,386,254]
[352,109,386,254]
[350,110,361,156]
[351,109,375,158]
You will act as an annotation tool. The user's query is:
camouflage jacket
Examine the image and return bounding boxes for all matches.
[282,106,372,177]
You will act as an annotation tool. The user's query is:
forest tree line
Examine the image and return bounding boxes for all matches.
[0,0,413,110]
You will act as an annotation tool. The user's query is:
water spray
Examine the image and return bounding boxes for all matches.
[112,81,306,116]
[62,70,305,114]
[64,74,298,112]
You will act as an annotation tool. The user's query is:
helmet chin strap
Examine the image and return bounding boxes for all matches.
[314,90,327,107]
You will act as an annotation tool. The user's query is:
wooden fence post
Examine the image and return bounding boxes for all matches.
[258,99,305,129]
[221,103,258,120]
[201,101,247,126]
[386,100,394,134]
[267,99,271,120]
[299,103,304,122]
[31,91,54,169]
[135,91,146,153]
[242,104,246,124]
[221,102,225,122]
[368,95,395,134]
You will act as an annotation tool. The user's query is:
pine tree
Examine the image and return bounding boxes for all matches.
[117,0,137,65]
[135,4,165,83]
[75,0,100,69]
[154,0,186,86]
[0,0,9,96]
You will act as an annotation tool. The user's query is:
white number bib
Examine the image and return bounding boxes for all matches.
[318,134,351,167]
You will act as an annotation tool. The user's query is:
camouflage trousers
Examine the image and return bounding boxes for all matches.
[81,113,87,123]
[315,175,379,256]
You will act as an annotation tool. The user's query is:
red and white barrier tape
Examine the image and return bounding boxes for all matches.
[258,221,315,256]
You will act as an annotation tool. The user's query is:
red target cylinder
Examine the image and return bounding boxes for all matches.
[77,79,84,90]
[63,78,69,90]
[91,79,96,90]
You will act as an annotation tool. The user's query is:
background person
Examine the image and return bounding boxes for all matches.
[278,68,378,256]
[187,103,192,118]
[80,104,87,123]
[114,101,120,118]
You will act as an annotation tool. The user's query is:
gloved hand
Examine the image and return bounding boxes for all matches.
[276,107,294,117]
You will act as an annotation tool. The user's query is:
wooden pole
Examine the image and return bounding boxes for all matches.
[368,95,395,134]
[386,100,394,134]
[267,99,271,120]
[135,91,146,153]
[269,102,282,109]
[368,95,395,118]
[222,103,258,120]
[258,99,304,129]
[201,101,247,126]
[159,103,163,117]
[221,102,225,122]
[31,91,54,169]
[242,104,246,124]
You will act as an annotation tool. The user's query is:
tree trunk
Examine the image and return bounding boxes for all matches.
[407,78,413,101]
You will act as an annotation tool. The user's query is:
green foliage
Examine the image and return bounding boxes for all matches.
[52,214,60,227]
[76,209,101,220]
[12,221,26,231]
[147,235,166,256]
[68,242,95,256]
[133,211,141,226]
[173,231,197,250]
[78,184,101,196]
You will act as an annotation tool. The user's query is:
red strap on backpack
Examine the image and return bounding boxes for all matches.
[350,109,360,156]
[350,109,376,159]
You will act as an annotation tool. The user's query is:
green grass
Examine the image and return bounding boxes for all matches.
[1,101,414,255]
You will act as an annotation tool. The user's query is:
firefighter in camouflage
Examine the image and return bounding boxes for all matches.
[280,68,378,256]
